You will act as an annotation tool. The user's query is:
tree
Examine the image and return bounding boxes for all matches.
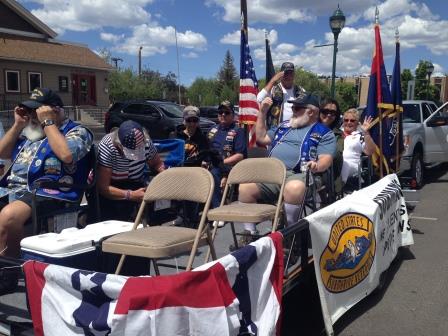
[97,47,112,65]
[186,77,219,106]
[335,82,358,112]
[295,68,330,98]
[401,69,414,100]
[216,50,238,101]
[414,60,437,101]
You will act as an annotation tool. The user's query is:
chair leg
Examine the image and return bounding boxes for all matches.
[152,259,160,276]
[229,221,239,250]
[204,228,217,263]
[115,254,127,275]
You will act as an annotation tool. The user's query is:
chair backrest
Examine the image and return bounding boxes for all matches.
[227,158,286,185]
[153,139,185,168]
[144,167,214,204]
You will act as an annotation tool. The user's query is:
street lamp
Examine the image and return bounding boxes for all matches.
[329,5,345,98]
[426,61,434,100]
[138,46,143,76]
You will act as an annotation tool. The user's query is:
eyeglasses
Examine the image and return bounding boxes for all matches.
[218,110,232,116]
[344,118,357,123]
[185,118,199,123]
[321,109,337,117]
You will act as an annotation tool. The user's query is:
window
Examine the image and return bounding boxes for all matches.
[5,70,20,92]
[59,76,69,92]
[123,104,143,115]
[422,103,433,120]
[141,104,161,118]
[28,72,42,92]
[402,104,420,123]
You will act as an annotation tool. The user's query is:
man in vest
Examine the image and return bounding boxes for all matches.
[0,88,93,261]
[208,101,246,213]
[237,93,336,238]
[256,62,306,127]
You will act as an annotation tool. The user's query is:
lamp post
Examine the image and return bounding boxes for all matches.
[426,61,434,100]
[138,46,143,76]
[329,5,345,98]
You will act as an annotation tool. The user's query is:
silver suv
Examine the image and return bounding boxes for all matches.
[401,100,448,188]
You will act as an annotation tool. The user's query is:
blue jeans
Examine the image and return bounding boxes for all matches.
[210,167,223,208]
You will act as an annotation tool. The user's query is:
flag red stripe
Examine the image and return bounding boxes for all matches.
[239,115,257,123]
[268,232,284,336]
[114,263,236,313]
[240,86,258,95]
[24,261,49,336]
[239,100,259,109]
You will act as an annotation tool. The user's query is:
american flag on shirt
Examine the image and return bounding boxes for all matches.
[239,0,259,147]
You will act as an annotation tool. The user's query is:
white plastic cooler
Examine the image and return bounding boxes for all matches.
[20,220,136,271]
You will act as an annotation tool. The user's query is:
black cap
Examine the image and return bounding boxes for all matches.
[280,62,295,73]
[218,100,234,113]
[20,88,64,109]
[287,93,320,109]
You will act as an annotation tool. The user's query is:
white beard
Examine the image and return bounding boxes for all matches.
[290,113,310,129]
[22,121,45,142]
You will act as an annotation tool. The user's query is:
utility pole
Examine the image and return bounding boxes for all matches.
[174,26,181,104]
[111,57,123,69]
[138,46,143,76]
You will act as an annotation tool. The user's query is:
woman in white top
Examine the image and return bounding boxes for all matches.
[341,108,375,183]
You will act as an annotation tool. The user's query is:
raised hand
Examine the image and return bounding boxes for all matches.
[361,116,374,133]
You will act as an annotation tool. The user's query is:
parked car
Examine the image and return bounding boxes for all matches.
[359,100,448,188]
[400,100,448,188]
[105,100,216,139]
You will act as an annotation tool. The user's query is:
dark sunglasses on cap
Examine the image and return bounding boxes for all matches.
[321,109,337,117]
[185,118,199,123]
[344,118,357,123]
[218,110,232,116]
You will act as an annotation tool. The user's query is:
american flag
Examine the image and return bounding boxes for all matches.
[23,233,283,336]
[123,128,145,149]
[239,0,259,147]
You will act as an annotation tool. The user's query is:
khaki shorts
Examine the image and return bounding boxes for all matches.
[257,170,306,204]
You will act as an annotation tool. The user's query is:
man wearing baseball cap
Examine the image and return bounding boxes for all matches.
[257,61,306,125]
[236,93,336,240]
[0,88,93,290]
[97,120,164,221]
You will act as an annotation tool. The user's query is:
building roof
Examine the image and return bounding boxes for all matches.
[2,0,57,38]
[0,36,113,71]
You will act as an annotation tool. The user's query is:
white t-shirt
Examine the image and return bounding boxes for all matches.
[257,84,295,122]
[341,131,365,182]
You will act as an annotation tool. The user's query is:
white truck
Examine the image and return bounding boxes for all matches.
[401,100,448,188]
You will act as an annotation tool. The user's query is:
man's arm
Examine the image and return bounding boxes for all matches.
[37,106,73,163]
[256,98,273,146]
[308,131,337,173]
[0,107,29,159]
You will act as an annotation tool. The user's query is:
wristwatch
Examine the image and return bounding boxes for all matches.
[41,119,55,128]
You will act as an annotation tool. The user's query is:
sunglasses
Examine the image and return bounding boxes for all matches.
[185,118,199,123]
[321,109,337,117]
[344,118,357,123]
[218,110,232,116]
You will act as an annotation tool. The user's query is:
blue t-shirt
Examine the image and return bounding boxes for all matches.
[209,123,247,158]
[268,123,336,170]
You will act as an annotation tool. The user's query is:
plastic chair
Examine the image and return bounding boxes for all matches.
[102,167,216,275]
[206,158,286,250]
[153,138,185,168]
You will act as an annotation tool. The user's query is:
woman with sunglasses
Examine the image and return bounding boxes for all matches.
[341,108,375,185]
[319,98,343,200]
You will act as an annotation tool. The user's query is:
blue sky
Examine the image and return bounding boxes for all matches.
[19,0,448,86]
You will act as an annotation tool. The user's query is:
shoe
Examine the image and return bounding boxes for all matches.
[0,270,19,296]
[229,230,259,251]
[212,221,226,228]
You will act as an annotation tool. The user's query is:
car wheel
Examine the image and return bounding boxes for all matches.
[411,151,424,189]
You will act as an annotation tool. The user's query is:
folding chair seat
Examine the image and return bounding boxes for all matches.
[207,158,286,250]
[102,167,216,275]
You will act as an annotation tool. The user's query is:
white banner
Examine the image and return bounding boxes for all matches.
[307,174,413,335]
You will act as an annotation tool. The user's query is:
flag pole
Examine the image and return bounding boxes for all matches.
[395,28,400,172]
[375,8,384,178]
[240,0,249,147]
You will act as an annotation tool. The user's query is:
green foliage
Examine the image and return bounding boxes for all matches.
[216,50,238,100]
[401,69,414,99]
[335,82,358,112]
[295,68,330,98]
[414,60,437,101]
[186,77,219,106]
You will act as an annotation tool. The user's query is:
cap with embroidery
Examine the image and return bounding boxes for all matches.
[118,120,146,161]
[20,88,64,109]
[287,93,320,109]
[280,62,295,73]
[183,105,200,119]
[218,100,234,113]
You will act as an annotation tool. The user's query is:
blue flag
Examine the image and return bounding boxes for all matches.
[363,22,395,176]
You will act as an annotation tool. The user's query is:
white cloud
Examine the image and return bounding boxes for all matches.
[113,24,207,56]
[220,28,277,47]
[100,33,124,43]
[25,0,155,34]
[183,51,199,59]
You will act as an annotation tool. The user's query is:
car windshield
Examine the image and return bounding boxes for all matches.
[403,104,421,123]
[158,103,184,118]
